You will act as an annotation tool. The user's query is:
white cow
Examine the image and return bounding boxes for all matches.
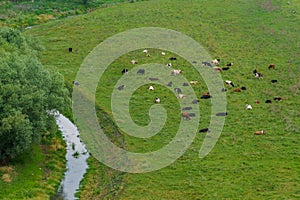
[148,86,154,91]
[155,97,160,103]
[171,69,182,76]
[245,104,252,110]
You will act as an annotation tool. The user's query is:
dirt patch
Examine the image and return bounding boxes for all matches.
[2,174,12,183]
[261,0,280,12]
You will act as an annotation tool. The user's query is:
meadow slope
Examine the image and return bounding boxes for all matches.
[27,0,300,199]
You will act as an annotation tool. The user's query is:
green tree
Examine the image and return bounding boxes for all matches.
[0,28,70,163]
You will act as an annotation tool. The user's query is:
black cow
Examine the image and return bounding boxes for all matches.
[118,85,125,90]
[122,68,129,74]
[137,69,145,75]
[201,95,212,99]
[271,80,278,83]
[167,81,172,87]
[265,100,272,103]
[221,88,227,92]
[169,57,177,60]
[199,128,210,133]
[192,99,199,104]
[222,67,230,70]
[216,112,228,116]
[182,107,192,111]
[174,88,182,94]
[202,61,212,67]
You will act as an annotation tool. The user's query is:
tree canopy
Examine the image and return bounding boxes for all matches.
[0,28,70,163]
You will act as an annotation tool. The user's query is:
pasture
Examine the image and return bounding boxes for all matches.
[26,0,300,199]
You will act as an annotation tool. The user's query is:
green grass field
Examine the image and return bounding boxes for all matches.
[24,0,300,199]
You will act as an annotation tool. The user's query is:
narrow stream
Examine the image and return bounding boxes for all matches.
[51,112,89,200]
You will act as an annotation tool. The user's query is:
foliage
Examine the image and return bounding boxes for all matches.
[0,27,70,163]
[0,0,148,28]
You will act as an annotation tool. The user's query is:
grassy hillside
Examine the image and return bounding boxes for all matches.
[0,132,66,199]
[27,0,300,199]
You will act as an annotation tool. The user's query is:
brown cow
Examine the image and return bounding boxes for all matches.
[182,112,191,120]
[268,64,275,69]
[233,88,242,92]
[255,130,265,135]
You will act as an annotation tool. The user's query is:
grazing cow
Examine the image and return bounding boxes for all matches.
[222,67,230,71]
[202,61,212,67]
[255,100,260,104]
[245,104,252,110]
[271,80,278,83]
[254,72,263,79]
[225,80,235,87]
[221,88,227,92]
[178,94,186,98]
[182,107,192,111]
[183,82,189,86]
[174,88,182,94]
[201,94,212,99]
[189,81,198,84]
[171,69,182,76]
[118,85,125,90]
[241,86,247,90]
[148,86,154,91]
[167,63,172,68]
[201,92,211,99]
[137,69,145,75]
[213,67,222,72]
[216,112,228,116]
[255,130,265,135]
[181,112,191,120]
[167,81,173,87]
[161,52,166,56]
[192,61,197,64]
[233,88,242,92]
[131,59,137,64]
[226,62,233,66]
[122,68,129,74]
[268,64,275,69]
[265,100,272,103]
[212,59,220,65]
[69,47,73,53]
[73,81,79,86]
[188,113,196,117]
[169,57,177,60]
[143,49,148,53]
[199,128,210,133]
[149,78,159,81]
[155,97,160,103]
[192,99,199,104]
[274,97,282,101]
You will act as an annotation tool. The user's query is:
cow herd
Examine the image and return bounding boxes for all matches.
[116,49,281,136]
